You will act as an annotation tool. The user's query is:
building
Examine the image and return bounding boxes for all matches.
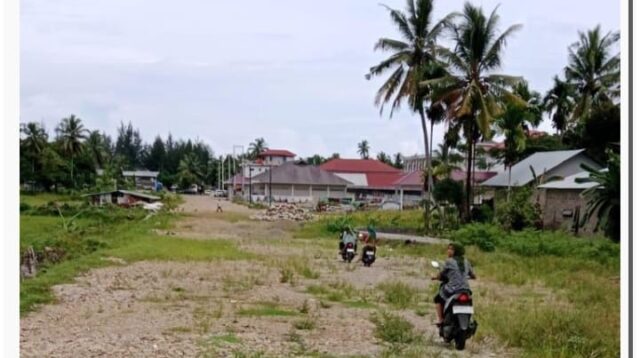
[319,159,404,200]
[246,162,351,203]
[122,170,160,190]
[84,190,160,206]
[481,149,601,189]
[537,170,602,234]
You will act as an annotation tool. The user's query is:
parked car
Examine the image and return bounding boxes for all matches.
[213,189,227,197]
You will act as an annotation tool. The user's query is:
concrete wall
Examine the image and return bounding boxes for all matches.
[254,184,350,203]
[538,188,599,235]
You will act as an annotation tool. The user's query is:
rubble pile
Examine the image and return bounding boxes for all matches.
[250,203,315,222]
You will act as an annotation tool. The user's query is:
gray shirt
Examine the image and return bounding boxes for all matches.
[438,257,474,297]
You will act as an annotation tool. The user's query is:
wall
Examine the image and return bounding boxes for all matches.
[538,188,599,235]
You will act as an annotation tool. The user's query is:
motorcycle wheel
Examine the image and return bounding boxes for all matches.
[454,332,466,350]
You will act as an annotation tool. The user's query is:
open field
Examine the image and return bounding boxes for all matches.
[20,194,619,357]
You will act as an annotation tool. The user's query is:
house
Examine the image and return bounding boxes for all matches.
[122,170,160,190]
[319,159,404,200]
[223,149,297,195]
[537,170,603,234]
[84,190,160,206]
[481,149,602,189]
[246,162,351,203]
[96,169,160,191]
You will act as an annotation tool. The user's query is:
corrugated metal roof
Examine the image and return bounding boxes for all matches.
[122,170,159,177]
[334,173,366,186]
[481,149,586,187]
[538,169,606,189]
[320,159,400,173]
[83,190,160,201]
[251,162,351,186]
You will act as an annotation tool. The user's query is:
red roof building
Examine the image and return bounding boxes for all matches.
[257,149,296,158]
[319,159,404,190]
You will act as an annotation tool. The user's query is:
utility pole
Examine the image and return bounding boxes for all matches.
[269,164,272,207]
[249,166,253,203]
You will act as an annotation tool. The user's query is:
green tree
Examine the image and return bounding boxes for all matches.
[376,151,393,165]
[432,143,462,179]
[20,122,49,182]
[177,153,205,188]
[576,150,619,241]
[393,152,404,169]
[426,3,525,221]
[543,76,576,135]
[565,25,620,121]
[248,138,268,159]
[56,114,88,188]
[115,122,144,169]
[145,136,167,172]
[357,140,370,159]
[85,130,108,169]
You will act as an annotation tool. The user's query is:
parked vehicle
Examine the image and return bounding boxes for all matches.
[339,230,358,263]
[431,261,478,350]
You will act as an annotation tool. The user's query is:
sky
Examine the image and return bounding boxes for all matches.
[20,0,620,159]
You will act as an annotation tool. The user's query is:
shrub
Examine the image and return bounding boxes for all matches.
[495,187,540,231]
[370,311,418,344]
[471,203,493,223]
[376,281,417,309]
[324,215,355,234]
[449,223,502,252]
[433,178,463,207]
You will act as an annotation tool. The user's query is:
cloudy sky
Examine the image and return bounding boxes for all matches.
[20,0,620,159]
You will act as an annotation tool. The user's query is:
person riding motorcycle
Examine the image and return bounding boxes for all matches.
[431,242,476,326]
[339,226,358,254]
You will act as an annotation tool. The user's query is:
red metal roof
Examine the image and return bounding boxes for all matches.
[450,170,497,183]
[392,170,423,187]
[258,149,296,158]
[364,172,405,189]
[320,159,401,173]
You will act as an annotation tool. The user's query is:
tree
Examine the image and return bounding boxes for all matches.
[85,130,108,169]
[426,3,525,221]
[56,114,88,187]
[543,76,576,135]
[20,122,49,181]
[144,136,167,172]
[367,0,456,231]
[357,140,370,159]
[576,149,619,241]
[177,153,205,188]
[248,138,268,159]
[306,154,326,165]
[115,122,144,169]
[565,26,620,121]
[331,153,341,159]
[393,152,404,169]
[432,143,462,179]
[376,151,393,165]
[494,106,526,200]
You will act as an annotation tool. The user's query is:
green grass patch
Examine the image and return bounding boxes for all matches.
[376,281,418,309]
[370,311,420,344]
[293,318,316,330]
[237,302,299,317]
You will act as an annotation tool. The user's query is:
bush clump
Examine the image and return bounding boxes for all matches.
[449,223,502,252]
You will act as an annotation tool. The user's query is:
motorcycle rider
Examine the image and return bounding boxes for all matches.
[431,242,476,326]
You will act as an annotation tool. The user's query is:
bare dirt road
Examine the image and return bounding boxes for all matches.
[20,196,514,357]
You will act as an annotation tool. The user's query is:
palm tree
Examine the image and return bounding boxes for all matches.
[56,114,88,187]
[424,3,525,221]
[20,122,49,180]
[86,130,107,169]
[576,149,619,242]
[432,143,462,179]
[357,140,370,159]
[565,25,620,121]
[248,138,268,159]
[178,153,205,188]
[543,76,576,135]
[366,0,456,230]
[494,106,527,201]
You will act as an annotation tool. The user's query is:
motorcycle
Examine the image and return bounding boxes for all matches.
[358,232,377,267]
[339,230,357,263]
[431,260,478,351]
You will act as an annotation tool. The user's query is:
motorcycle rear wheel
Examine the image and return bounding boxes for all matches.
[454,332,466,350]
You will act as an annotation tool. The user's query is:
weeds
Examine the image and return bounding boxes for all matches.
[370,311,419,344]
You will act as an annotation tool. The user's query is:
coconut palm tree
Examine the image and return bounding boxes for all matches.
[543,76,576,135]
[178,153,205,188]
[565,25,620,121]
[576,149,619,242]
[432,143,462,179]
[423,3,525,221]
[357,140,370,159]
[20,122,49,180]
[86,130,107,169]
[494,106,527,201]
[248,138,268,159]
[56,114,88,187]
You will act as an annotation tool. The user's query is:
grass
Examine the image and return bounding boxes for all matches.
[237,302,299,317]
[376,281,418,309]
[20,192,81,206]
[370,311,420,344]
[293,318,316,330]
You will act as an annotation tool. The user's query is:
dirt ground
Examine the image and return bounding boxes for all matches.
[20,195,515,357]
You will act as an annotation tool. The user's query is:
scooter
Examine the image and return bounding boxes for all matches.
[339,230,357,263]
[359,232,376,267]
[431,260,478,351]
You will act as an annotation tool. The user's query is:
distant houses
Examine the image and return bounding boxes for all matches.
[96,169,160,191]
[84,190,160,206]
